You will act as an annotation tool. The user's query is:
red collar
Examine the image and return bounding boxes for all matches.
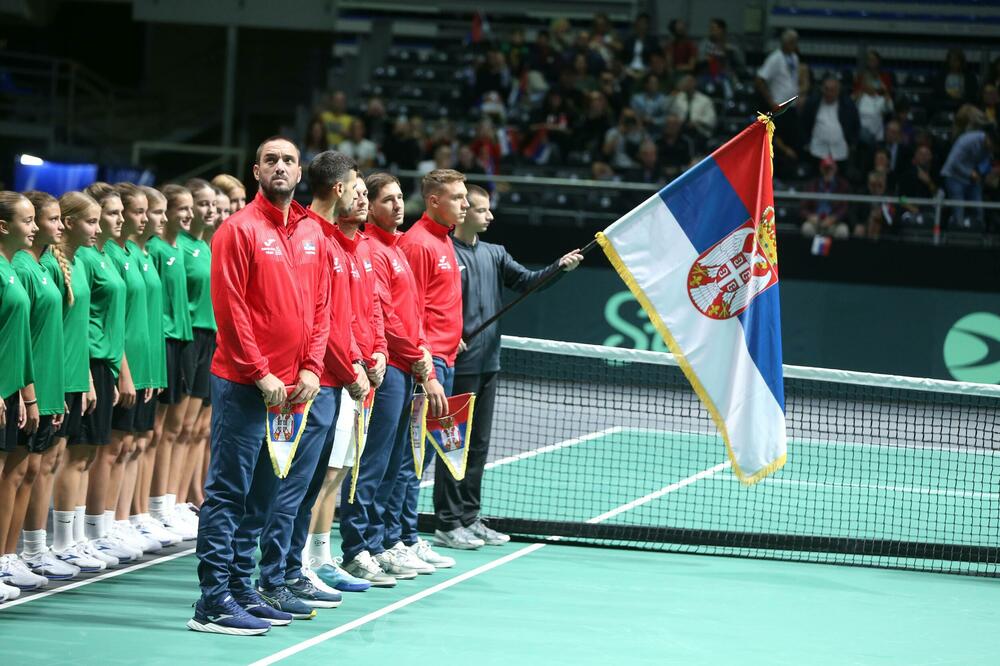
[330,224,361,253]
[367,222,400,247]
[416,212,453,238]
[252,193,307,230]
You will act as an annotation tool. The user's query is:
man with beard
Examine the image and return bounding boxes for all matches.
[190,137,331,636]
[435,184,582,547]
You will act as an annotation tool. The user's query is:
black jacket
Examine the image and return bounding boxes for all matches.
[452,235,561,375]
[801,93,861,147]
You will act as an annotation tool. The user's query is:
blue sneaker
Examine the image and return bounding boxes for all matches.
[187,596,271,636]
[256,582,317,619]
[235,590,293,626]
[285,575,342,608]
[313,562,371,593]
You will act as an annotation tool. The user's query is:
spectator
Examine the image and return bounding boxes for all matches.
[550,18,574,54]
[982,84,999,124]
[659,114,694,180]
[572,52,598,94]
[697,18,743,101]
[362,96,389,147]
[878,120,912,179]
[525,90,573,164]
[566,30,607,74]
[668,75,717,142]
[623,12,658,75]
[666,19,697,75]
[473,49,512,103]
[598,69,627,115]
[854,73,893,144]
[602,107,650,169]
[576,90,615,156]
[898,145,939,228]
[320,90,354,147]
[502,28,530,77]
[801,156,851,239]
[940,128,996,229]
[591,160,618,181]
[456,144,484,175]
[629,138,663,184]
[853,49,894,97]
[853,170,894,239]
[953,102,988,139]
[756,30,802,155]
[802,76,860,167]
[303,116,329,165]
[469,118,503,173]
[590,13,622,64]
[418,143,454,174]
[871,148,897,193]
[630,74,671,137]
[528,30,560,82]
[645,52,672,93]
[383,117,422,170]
[936,49,978,111]
[338,118,378,169]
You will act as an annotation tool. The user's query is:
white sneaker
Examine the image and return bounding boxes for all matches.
[410,538,455,569]
[118,521,161,554]
[373,549,418,579]
[158,510,197,541]
[53,542,106,572]
[133,515,182,547]
[106,525,144,560]
[303,566,342,597]
[84,538,125,565]
[21,548,80,580]
[389,541,435,574]
[180,503,200,525]
[0,554,49,590]
[0,579,20,601]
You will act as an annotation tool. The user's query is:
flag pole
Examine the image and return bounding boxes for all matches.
[463,238,599,342]
[768,96,798,118]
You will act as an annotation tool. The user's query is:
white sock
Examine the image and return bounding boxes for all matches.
[83,514,103,541]
[165,493,176,513]
[150,496,166,518]
[53,511,75,551]
[73,506,86,543]
[305,532,333,567]
[103,511,116,536]
[22,529,47,556]
[128,514,142,525]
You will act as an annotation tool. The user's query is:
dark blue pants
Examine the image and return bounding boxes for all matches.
[229,387,339,593]
[386,357,454,547]
[339,366,412,563]
[196,376,266,605]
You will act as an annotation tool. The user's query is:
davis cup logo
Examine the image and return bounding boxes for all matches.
[687,207,778,320]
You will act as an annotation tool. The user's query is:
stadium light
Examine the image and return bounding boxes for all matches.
[19,154,44,166]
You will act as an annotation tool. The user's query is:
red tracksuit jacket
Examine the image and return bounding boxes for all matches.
[399,213,463,366]
[366,223,435,379]
[306,208,363,388]
[211,195,330,386]
[331,225,388,367]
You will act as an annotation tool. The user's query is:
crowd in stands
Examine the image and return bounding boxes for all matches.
[302,14,1000,238]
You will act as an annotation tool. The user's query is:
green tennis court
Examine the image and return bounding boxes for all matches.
[3,427,999,665]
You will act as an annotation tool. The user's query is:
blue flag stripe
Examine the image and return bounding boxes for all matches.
[658,158,749,253]
[737,286,785,410]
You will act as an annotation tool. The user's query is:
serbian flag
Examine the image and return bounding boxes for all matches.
[426,393,476,480]
[409,392,428,479]
[347,388,376,504]
[265,389,315,478]
[595,116,786,484]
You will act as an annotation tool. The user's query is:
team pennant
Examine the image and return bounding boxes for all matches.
[409,391,428,479]
[348,388,376,504]
[265,391,314,478]
[425,393,476,480]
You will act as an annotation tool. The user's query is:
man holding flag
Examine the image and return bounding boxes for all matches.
[596,115,786,484]
[436,183,582,547]
[191,136,331,636]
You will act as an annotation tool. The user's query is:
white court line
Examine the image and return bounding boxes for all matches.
[255,457,725,666]
[419,426,623,488]
[708,474,1000,500]
[0,547,196,611]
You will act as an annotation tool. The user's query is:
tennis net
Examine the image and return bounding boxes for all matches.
[421,336,1000,576]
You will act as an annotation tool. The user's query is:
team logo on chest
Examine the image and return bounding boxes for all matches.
[687,207,778,320]
[261,237,282,256]
[332,256,343,273]
[302,240,317,255]
[363,259,373,273]
[437,254,452,271]
[391,257,404,274]
[166,257,176,267]
[349,260,360,280]
[124,262,130,271]
[192,249,201,258]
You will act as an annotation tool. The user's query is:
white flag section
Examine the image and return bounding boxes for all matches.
[596,118,786,484]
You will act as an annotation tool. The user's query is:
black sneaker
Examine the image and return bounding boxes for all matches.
[187,595,271,636]
[235,589,294,626]
[285,576,342,608]
[256,582,317,620]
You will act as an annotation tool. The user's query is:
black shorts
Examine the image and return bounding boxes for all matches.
[112,390,157,434]
[181,328,215,400]
[19,414,57,453]
[158,338,191,405]
[58,392,84,442]
[1,392,21,453]
[77,360,115,446]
